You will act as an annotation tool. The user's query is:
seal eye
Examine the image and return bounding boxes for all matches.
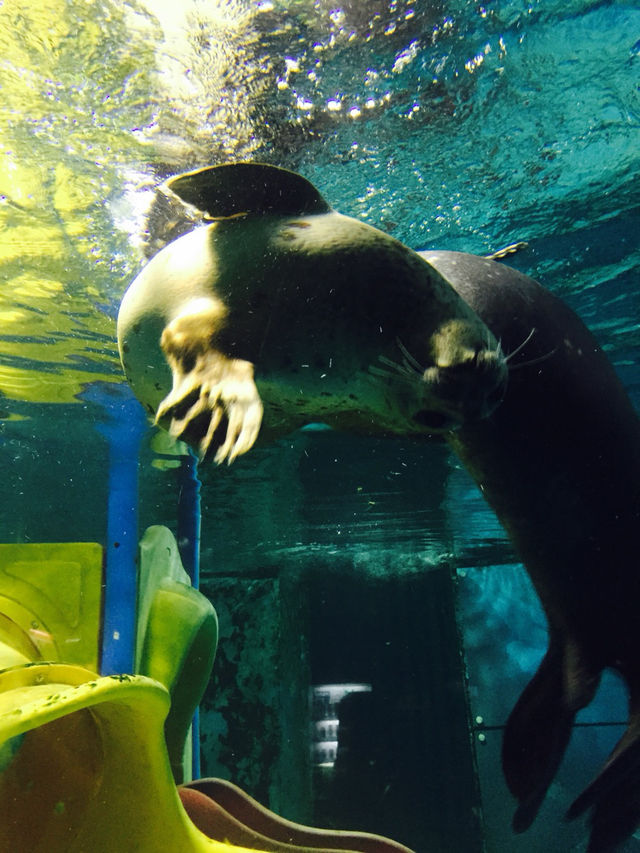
[413,410,457,431]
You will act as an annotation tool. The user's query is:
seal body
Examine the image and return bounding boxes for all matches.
[118,165,640,847]
[421,250,640,852]
[118,164,507,462]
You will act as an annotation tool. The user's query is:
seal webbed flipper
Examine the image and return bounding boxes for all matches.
[503,648,575,833]
[156,348,263,464]
[156,297,263,464]
[502,642,601,833]
[566,699,640,853]
[164,162,332,219]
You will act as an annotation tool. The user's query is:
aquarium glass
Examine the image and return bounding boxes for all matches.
[0,0,639,851]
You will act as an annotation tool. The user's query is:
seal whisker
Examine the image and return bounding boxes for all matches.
[369,363,418,384]
[504,327,556,370]
[493,335,505,361]
[396,338,426,375]
[505,327,537,362]
[508,347,558,371]
[377,354,419,379]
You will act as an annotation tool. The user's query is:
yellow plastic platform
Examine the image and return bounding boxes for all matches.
[0,539,246,852]
[0,662,258,852]
[136,525,218,781]
[0,542,102,672]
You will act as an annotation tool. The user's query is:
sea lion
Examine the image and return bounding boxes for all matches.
[418,250,640,853]
[117,163,507,463]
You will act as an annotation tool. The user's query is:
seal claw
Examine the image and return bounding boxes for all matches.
[156,348,264,465]
[212,393,263,465]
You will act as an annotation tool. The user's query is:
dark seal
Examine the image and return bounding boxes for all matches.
[420,249,640,853]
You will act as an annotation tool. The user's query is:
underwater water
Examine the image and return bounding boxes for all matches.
[0,0,639,851]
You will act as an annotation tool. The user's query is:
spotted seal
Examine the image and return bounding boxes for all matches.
[420,249,640,853]
[117,163,507,463]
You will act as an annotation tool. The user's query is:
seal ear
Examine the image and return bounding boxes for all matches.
[164,162,332,219]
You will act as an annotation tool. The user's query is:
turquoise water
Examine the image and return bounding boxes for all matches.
[1,1,639,850]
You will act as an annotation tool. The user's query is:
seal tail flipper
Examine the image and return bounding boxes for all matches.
[164,162,332,219]
[566,693,640,853]
[502,642,601,833]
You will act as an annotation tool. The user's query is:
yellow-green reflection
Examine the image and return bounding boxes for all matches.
[0,0,157,403]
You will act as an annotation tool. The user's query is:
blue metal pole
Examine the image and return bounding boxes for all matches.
[84,382,148,676]
[177,449,201,590]
[177,448,203,779]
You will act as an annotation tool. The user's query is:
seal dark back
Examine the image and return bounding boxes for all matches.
[421,250,640,852]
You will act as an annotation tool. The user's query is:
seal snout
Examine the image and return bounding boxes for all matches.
[418,346,508,428]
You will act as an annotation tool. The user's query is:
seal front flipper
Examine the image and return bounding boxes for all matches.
[565,696,640,853]
[156,297,264,464]
[502,640,600,833]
